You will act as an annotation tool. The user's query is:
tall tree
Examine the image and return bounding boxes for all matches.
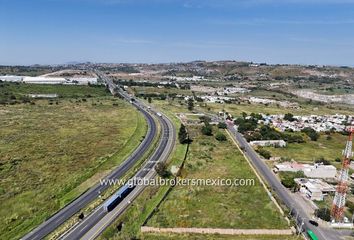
[187,98,194,111]
[178,124,188,144]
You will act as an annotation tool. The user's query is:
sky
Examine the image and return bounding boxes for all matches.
[0,0,354,66]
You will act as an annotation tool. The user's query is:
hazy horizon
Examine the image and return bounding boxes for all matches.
[1,0,354,66]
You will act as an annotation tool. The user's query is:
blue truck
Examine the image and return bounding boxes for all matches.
[103,184,135,212]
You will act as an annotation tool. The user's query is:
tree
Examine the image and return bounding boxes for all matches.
[284,113,295,122]
[178,124,189,144]
[315,208,331,222]
[148,97,152,103]
[256,147,272,159]
[187,98,194,111]
[215,132,227,141]
[201,122,213,136]
[217,122,227,129]
[155,162,170,178]
[279,171,304,189]
[301,127,319,141]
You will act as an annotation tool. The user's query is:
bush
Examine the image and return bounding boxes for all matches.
[315,157,331,165]
[201,123,213,136]
[301,127,319,141]
[215,132,227,141]
[315,208,331,222]
[155,162,170,178]
[279,171,304,189]
[256,147,272,159]
[217,122,227,129]
[284,113,295,121]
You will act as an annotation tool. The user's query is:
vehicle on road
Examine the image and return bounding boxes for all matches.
[103,184,135,212]
[307,230,319,240]
[309,220,319,227]
[157,112,162,117]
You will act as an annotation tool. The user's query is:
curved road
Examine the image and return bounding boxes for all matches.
[60,101,176,240]
[22,74,158,240]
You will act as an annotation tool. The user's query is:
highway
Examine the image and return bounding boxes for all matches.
[227,124,351,240]
[60,92,176,239]
[22,71,159,240]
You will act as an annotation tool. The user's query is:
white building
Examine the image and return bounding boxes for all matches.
[250,140,287,147]
[69,77,98,85]
[274,161,337,179]
[303,164,337,179]
[0,75,23,82]
[23,77,67,84]
[28,94,58,98]
[295,178,336,201]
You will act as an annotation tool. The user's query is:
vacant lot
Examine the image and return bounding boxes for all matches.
[0,82,109,103]
[146,126,288,229]
[264,133,348,166]
[0,97,146,239]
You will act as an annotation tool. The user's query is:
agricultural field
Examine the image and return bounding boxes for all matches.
[146,126,288,229]
[0,90,147,239]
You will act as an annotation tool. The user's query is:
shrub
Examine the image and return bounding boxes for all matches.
[256,147,272,159]
[217,122,227,129]
[201,123,213,136]
[215,132,227,141]
[315,208,331,222]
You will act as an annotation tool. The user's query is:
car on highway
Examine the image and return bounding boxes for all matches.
[309,220,319,227]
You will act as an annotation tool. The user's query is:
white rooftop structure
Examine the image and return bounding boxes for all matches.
[303,164,337,179]
[23,77,67,84]
[0,75,23,82]
[250,140,286,147]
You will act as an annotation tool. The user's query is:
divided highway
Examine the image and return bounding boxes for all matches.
[58,69,176,239]
[22,72,159,240]
[60,106,175,240]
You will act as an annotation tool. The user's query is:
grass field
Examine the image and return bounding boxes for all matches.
[146,126,288,229]
[263,133,348,167]
[0,96,147,239]
[141,233,300,240]
[0,82,109,103]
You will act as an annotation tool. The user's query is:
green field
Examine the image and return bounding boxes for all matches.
[146,126,288,229]
[0,82,108,103]
[141,233,300,240]
[263,133,348,166]
[0,95,147,239]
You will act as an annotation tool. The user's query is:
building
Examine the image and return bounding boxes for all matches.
[274,161,309,173]
[295,178,336,201]
[274,161,337,179]
[0,75,23,82]
[250,140,287,147]
[28,94,58,98]
[303,164,337,179]
[23,77,67,84]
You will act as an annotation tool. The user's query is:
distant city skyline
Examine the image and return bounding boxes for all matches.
[1,0,354,66]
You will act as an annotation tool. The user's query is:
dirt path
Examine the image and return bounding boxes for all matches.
[141,226,293,235]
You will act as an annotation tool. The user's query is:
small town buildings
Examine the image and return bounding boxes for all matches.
[250,140,287,148]
[294,178,336,201]
[274,161,337,179]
